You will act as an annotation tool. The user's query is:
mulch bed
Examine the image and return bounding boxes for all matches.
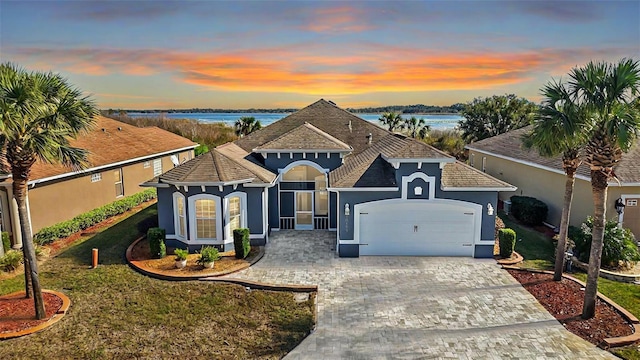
[508,269,634,345]
[0,292,63,334]
[129,237,260,277]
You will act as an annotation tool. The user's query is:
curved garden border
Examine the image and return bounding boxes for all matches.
[126,236,265,281]
[0,290,71,340]
[495,251,523,265]
[571,256,640,284]
[503,265,640,348]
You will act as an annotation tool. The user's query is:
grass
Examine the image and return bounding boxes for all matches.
[0,204,314,359]
[500,213,555,270]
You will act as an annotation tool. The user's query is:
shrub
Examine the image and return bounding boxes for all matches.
[147,227,166,259]
[34,188,157,245]
[197,246,220,265]
[498,228,517,258]
[571,217,639,267]
[2,232,10,253]
[174,248,188,261]
[510,196,548,226]
[233,228,250,259]
[0,250,23,272]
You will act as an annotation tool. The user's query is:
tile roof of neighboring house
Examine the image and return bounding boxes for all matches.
[254,122,352,151]
[27,116,197,181]
[150,142,276,185]
[441,161,516,190]
[466,126,640,184]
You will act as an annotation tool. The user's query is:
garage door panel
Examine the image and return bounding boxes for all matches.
[356,199,479,257]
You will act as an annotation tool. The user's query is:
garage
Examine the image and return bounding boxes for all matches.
[355,199,481,256]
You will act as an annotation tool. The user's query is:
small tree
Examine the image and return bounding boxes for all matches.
[459,94,537,143]
[234,116,261,137]
[378,112,404,132]
[403,116,430,139]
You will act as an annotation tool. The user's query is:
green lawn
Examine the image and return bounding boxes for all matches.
[500,214,555,270]
[0,204,314,359]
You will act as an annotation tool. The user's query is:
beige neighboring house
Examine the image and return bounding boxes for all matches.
[465,126,640,239]
[0,116,197,248]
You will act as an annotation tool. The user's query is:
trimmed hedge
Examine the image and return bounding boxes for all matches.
[33,188,156,245]
[233,228,250,259]
[2,232,10,253]
[499,228,516,258]
[147,227,166,259]
[510,196,548,226]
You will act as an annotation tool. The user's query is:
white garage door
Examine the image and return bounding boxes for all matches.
[356,199,481,256]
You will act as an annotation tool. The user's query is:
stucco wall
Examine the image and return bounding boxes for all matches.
[467,151,640,233]
[264,152,343,172]
[28,150,193,232]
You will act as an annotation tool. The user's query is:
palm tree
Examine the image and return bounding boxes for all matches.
[404,116,431,139]
[569,59,640,319]
[0,63,97,319]
[378,112,404,132]
[523,80,587,282]
[234,116,261,137]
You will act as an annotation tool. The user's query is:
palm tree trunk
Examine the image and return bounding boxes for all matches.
[582,170,608,319]
[553,172,576,281]
[12,177,46,319]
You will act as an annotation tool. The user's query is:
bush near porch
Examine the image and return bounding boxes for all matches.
[0,204,315,359]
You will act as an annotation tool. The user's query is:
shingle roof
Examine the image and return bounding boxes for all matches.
[28,116,197,181]
[441,161,516,190]
[466,126,640,184]
[255,122,352,151]
[151,143,276,185]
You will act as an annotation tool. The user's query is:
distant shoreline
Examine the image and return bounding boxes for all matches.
[111,110,460,115]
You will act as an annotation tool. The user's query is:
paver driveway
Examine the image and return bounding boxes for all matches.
[219,231,615,359]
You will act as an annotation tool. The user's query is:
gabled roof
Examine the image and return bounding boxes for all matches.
[441,161,516,190]
[25,116,197,182]
[147,142,276,186]
[254,122,352,152]
[466,126,640,184]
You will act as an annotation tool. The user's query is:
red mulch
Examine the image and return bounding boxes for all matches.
[508,270,633,345]
[0,292,63,334]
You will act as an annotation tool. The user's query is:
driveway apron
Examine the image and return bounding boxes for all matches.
[220,231,615,359]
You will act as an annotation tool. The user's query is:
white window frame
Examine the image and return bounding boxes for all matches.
[482,157,487,172]
[91,173,102,182]
[224,192,247,242]
[470,153,475,167]
[188,194,222,243]
[114,168,124,198]
[153,158,162,176]
[143,161,151,168]
[173,192,187,240]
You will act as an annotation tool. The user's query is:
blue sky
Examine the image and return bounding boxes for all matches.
[1,0,638,109]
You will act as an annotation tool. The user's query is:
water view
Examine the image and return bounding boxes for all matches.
[127,112,464,130]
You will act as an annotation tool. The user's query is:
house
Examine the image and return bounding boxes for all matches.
[466,126,640,239]
[0,116,197,248]
[144,100,516,257]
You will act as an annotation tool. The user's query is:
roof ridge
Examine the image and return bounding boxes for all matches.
[301,122,353,149]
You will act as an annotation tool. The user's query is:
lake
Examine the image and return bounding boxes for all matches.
[126,112,463,130]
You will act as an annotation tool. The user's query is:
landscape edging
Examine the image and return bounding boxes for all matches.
[0,289,71,340]
[502,265,640,348]
[571,256,640,284]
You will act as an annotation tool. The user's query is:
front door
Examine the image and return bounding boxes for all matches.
[295,191,313,230]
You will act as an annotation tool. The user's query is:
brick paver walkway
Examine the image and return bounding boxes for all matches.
[220,231,614,359]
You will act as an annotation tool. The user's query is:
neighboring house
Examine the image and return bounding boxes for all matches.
[466,126,640,239]
[0,116,197,248]
[145,100,515,258]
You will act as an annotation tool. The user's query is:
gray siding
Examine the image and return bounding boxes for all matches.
[264,152,343,172]
[268,186,279,230]
[329,192,337,229]
[157,188,175,235]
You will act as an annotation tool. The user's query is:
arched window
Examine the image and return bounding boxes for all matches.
[188,194,222,242]
[282,165,323,181]
[173,192,186,239]
[225,192,247,240]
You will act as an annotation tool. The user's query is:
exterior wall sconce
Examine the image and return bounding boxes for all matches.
[344,203,350,216]
[487,203,494,216]
[414,186,422,196]
[615,198,626,215]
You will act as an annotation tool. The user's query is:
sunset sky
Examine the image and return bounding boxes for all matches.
[1,1,638,109]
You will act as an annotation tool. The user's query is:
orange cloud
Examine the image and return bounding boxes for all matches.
[8,45,632,97]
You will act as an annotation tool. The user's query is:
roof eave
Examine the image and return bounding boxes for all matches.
[441,186,518,192]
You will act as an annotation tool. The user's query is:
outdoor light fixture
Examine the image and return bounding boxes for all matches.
[487,203,494,216]
[344,203,350,216]
[615,198,626,215]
